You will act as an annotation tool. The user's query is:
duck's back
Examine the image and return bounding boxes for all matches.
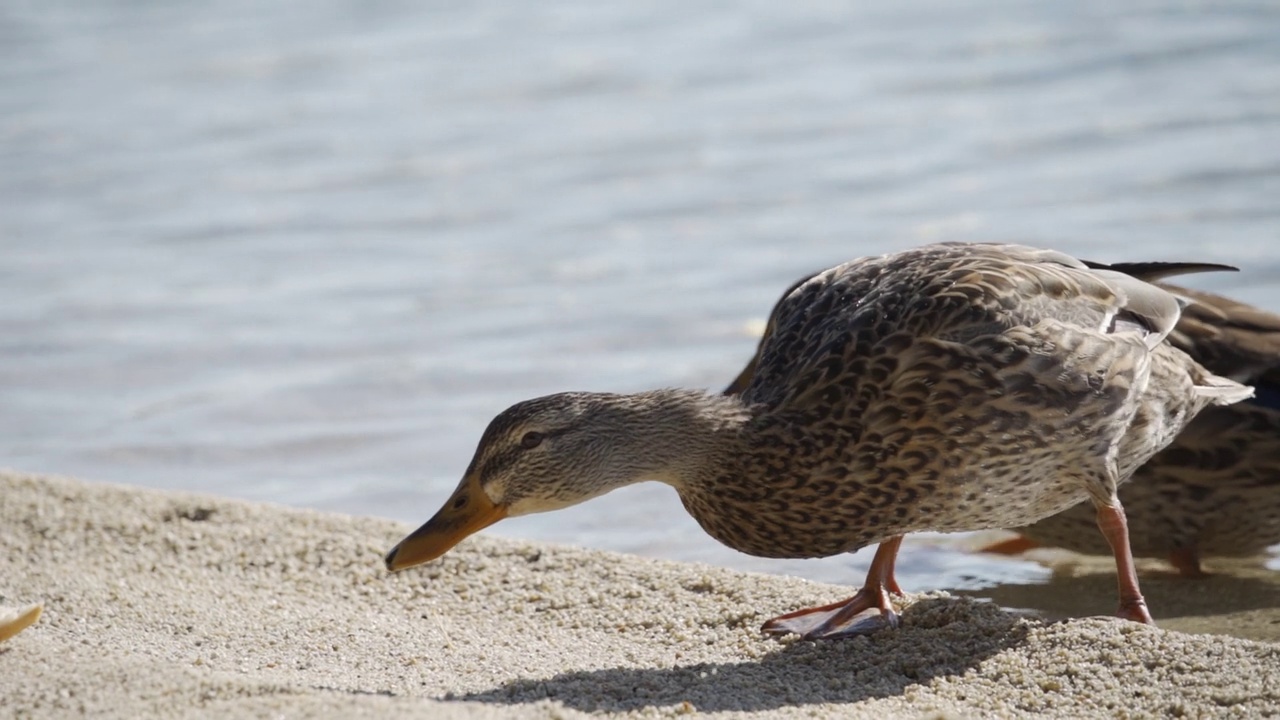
[742,243,1178,412]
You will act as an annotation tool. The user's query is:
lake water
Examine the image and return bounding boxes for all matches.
[3,1,1279,596]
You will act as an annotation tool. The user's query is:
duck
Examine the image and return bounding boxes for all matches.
[730,265,1280,578]
[982,281,1280,575]
[385,242,1252,639]
[720,255,1273,605]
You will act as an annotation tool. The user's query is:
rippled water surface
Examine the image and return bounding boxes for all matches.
[3,1,1279,595]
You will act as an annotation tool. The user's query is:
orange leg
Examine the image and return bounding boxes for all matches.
[761,536,905,640]
[881,535,904,596]
[1096,503,1154,624]
[979,535,1042,556]
[1168,546,1207,578]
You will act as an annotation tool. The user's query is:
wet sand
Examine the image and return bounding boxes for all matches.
[3,470,1277,718]
[956,535,1280,644]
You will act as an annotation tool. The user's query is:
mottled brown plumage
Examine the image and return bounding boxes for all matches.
[1000,282,1280,574]
[387,242,1251,639]
[733,264,1280,578]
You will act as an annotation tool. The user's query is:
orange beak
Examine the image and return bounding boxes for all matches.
[384,474,508,572]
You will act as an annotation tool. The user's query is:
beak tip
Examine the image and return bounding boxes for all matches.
[384,546,400,572]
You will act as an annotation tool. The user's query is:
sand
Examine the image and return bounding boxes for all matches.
[2,470,1278,719]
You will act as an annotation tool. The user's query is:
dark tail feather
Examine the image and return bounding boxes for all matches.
[1081,260,1239,283]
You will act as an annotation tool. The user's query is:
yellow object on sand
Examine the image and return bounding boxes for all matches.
[0,604,43,643]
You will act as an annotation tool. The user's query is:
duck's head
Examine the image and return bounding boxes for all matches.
[384,391,694,572]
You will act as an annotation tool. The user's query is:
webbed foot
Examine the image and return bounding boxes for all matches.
[761,585,900,639]
[761,535,906,640]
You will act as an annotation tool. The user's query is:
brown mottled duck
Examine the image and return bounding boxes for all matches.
[385,243,1252,639]
[983,282,1280,575]
[731,267,1280,578]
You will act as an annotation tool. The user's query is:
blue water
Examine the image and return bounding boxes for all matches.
[3,1,1279,591]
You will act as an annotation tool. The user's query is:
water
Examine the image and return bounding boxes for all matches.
[3,1,1279,595]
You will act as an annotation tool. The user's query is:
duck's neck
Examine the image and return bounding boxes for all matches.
[604,388,751,492]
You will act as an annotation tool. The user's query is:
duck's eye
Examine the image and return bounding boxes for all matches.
[520,431,544,449]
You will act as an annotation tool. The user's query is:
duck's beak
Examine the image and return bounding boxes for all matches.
[384,474,508,572]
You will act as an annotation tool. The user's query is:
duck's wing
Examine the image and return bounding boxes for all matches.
[736,243,1217,411]
[728,248,1251,400]
[1154,284,1280,385]
[1081,259,1280,383]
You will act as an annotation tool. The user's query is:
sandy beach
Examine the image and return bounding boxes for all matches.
[2,469,1277,718]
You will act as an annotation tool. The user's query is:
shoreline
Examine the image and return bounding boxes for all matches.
[3,469,1277,718]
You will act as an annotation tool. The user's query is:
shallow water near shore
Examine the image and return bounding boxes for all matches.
[2,1,1279,631]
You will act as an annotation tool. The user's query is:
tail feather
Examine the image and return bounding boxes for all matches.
[1081,260,1240,283]
[1195,379,1255,406]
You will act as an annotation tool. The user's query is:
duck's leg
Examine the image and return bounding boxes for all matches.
[1095,502,1154,624]
[1168,546,1207,578]
[978,535,1041,556]
[761,535,905,640]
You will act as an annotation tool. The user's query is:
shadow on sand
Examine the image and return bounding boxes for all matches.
[954,559,1280,642]
[453,596,1027,714]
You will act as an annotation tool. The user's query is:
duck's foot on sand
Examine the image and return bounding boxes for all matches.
[1116,598,1154,625]
[761,586,900,640]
